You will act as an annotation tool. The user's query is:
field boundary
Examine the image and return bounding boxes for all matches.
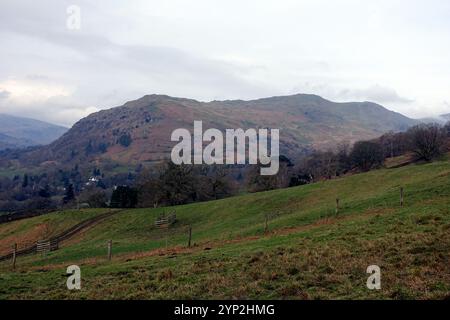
[0,209,123,262]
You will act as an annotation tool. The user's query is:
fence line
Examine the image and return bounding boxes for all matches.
[0,210,122,263]
[155,212,177,228]
[1,187,408,264]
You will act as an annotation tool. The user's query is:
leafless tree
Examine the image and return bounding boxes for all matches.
[445,121,450,137]
[408,123,446,161]
[350,141,385,171]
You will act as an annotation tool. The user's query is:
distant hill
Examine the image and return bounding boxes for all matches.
[419,113,450,124]
[0,132,34,150]
[0,114,68,150]
[0,94,418,166]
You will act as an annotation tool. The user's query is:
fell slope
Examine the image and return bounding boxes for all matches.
[0,209,111,256]
[0,158,449,299]
[2,94,417,166]
[0,114,68,150]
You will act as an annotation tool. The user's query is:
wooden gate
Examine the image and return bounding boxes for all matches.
[155,212,177,228]
[36,239,59,253]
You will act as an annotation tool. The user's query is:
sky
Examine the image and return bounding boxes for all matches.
[0,0,449,127]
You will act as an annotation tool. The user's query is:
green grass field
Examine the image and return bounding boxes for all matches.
[0,159,449,299]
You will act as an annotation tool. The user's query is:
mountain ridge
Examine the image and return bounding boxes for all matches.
[0,114,68,150]
[0,93,418,167]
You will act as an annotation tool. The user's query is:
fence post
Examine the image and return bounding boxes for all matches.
[188,226,192,248]
[335,198,340,216]
[12,243,17,270]
[400,187,404,207]
[107,240,112,261]
[264,214,269,234]
[166,228,169,249]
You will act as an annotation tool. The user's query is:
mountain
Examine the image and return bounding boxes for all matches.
[0,114,68,150]
[1,94,418,167]
[441,113,450,121]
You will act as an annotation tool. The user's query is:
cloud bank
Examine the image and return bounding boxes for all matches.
[1,0,449,126]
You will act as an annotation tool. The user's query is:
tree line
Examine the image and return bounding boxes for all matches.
[1,122,449,212]
[111,122,449,208]
[290,122,450,185]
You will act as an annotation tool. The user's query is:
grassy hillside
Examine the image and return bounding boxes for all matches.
[0,209,112,256]
[0,159,449,299]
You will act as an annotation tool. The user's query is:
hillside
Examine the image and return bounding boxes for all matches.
[0,132,34,150]
[1,94,417,167]
[0,114,68,150]
[0,157,449,299]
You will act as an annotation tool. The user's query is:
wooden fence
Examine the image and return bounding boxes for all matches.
[155,212,177,228]
[36,239,59,253]
[0,210,122,263]
[1,187,407,267]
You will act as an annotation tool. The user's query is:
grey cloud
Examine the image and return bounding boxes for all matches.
[338,85,414,104]
[0,0,272,125]
[0,96,93,127]
[26,74,51,81]
[0,0,448,123]
[0,0,267,93]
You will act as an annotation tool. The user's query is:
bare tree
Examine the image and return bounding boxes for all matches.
[408,123,446,161]
[445,121,450,137]
[336,142,351,175]
[350,141,384,171]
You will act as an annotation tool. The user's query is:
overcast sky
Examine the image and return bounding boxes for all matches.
[1,0,449,127]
